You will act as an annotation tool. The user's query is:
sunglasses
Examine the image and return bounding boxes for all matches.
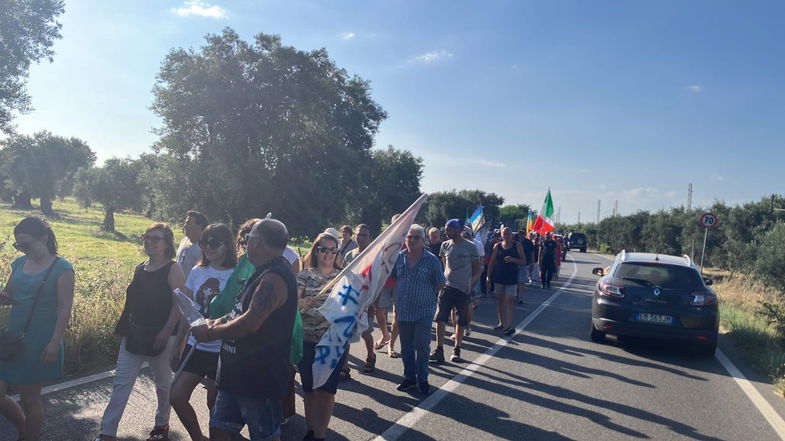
[406,235,422,240]
[201,238,224,250]
[317,246,338,255]
[12,242,32,252]
[142,234,164,243]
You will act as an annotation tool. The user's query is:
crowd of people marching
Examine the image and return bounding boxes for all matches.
[0,212,569,441]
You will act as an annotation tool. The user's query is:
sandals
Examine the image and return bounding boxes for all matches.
[363,355,377,373]
[388,347,400,358]
[146,425,169,441]
[373,338,390,350]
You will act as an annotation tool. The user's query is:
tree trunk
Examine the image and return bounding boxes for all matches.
[102,208,115,232]
[12,192,33,210]
[40,198,56,218]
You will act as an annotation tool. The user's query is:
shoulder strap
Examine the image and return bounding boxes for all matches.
[21,257,60,335]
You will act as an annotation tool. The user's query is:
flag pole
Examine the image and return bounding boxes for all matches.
[318,193,429,296]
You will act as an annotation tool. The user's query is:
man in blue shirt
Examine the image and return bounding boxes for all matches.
[390,224,446,394]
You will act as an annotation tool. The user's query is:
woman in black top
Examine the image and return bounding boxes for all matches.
[94,223,185,441]
[486,227,526,335]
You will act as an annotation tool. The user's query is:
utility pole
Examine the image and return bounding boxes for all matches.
[557,206,561,224]
[578,211,581,226]
[597,200,601,223]
[613,200,619,217]
[687,183,693,210]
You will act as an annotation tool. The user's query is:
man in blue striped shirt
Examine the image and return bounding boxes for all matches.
[389,224,446,394]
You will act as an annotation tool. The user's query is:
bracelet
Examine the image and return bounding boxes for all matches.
[220,315,229,324]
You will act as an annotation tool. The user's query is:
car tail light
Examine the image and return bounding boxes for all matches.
[598,281,624,297]
[689,292,717,306]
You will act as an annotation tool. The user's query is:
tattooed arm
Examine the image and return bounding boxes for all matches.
[200,273,288,340]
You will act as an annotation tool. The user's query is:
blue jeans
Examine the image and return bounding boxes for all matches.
[210,390,282,441]
[398,317,433,384]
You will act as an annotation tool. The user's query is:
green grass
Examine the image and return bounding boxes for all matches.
[714,276,785,397]
[0,198,161,376]
[0,198,318,378]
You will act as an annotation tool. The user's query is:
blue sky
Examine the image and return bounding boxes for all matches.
[12,0,785,224]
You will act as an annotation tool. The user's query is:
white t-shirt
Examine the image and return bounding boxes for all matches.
[185,265,234,352]
[284,246,299,265]
[473,238,485,258]
[176,237,202,280]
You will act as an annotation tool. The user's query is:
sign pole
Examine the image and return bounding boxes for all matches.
[700,228,708,271]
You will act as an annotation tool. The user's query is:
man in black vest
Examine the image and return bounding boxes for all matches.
[192,218,297,441]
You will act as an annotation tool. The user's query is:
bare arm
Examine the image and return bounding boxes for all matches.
[42,269,75,363]
[471,259,482,285]
[156,263,185,354]
[208,274,287,340]
[486,245,498,279]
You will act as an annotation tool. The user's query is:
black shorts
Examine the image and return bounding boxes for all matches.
[178,344,219,380]
[434,286,469,326]
[297,341,349,395]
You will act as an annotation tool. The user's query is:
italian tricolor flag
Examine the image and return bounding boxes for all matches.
[532,189,555,234]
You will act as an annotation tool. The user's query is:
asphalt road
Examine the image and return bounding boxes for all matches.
[3,252,785,441]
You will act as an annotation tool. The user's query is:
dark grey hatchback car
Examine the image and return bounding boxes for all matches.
[590,251,719,356]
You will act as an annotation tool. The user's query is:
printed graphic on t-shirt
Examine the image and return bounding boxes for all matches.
[196,277,221,317]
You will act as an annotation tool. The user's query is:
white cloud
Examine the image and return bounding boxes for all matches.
[171,1,227,19]
[340,32,356,40]
[416,49,454,64]
[685,85,703,93]
[711,175,725,182]
[479,160,506,168]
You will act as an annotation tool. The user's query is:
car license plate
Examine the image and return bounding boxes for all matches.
[636,313,674,325]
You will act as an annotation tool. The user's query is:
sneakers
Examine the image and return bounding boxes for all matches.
[418,382,431,394]
[504,327,516,336]
[397,379,417,391]
[451,346,463,363]
[429,346,444,363]
[464,326,472,337]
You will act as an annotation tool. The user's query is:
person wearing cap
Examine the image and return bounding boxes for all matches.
[460,226,484,337]
[430,219,481,363]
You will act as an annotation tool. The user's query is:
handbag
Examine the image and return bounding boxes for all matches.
[0,257,59,362]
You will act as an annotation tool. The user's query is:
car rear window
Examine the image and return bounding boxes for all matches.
[614,262,704,290]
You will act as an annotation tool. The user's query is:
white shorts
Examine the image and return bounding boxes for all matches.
[494,283,517,297]
[518,265,529,283]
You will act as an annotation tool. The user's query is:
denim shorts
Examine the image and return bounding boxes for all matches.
[210,390,282,441]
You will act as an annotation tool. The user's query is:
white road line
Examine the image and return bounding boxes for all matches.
[11,369,116,402]
[715,349,785,440]
[374,256,579,441]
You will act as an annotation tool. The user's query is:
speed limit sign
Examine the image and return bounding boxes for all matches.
[699,212,719,229]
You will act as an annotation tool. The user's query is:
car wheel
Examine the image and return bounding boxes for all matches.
[590,322,606,342]
[697,340,717,357]
[580,248,586,253]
